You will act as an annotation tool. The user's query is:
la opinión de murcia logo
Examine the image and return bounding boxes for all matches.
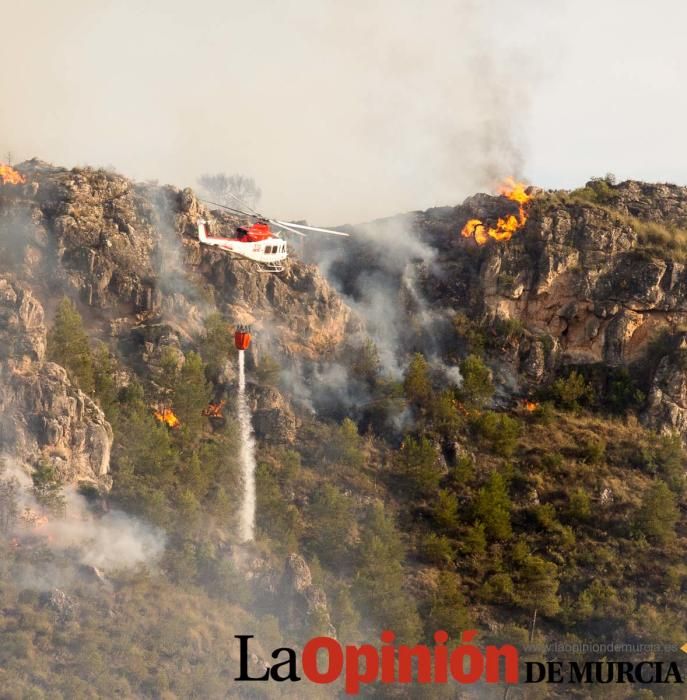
[234,631,685,694]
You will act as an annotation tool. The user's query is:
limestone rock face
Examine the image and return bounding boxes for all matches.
[250,385,299,444]
[0,159,357,484]
[1,161,355,361]
[0,362,113,483]
[0,277,46,364]
[8,161,687,445]
[281,553,335,636]
[644,344,687,437]
[0,274,112,484]
[415,181,687,377]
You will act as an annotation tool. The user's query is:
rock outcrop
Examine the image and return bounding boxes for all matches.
[7,161,687,443]
[0,276,112,484]
[1,160,355,361]
[250,385,299,444]
[644,337,687,436]
[281,552,335,637]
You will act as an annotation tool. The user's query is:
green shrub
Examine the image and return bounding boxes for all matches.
[474,472,512,540]
[395,435,443,499]
[581,437,606,465]
[637,434,686,495]
[535,503,559,531]
[635,480,678,544]
[403,353,432,408]
[481,573,515,604]
[432,489,459,531]
[533,401,555,425]
[421,532,455,566]
[459,354,494,408]
[47,297,94,393]
[473,411,521,457]
[567,488,591,523]
[551,370,594,409]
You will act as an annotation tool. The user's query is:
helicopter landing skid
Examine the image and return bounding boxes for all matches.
[257,261,284,273]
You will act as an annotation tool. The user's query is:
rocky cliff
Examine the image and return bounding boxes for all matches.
[0,160,354,358]
[0,276,112,483]
[309,177,687,440]
[5,161,687,466]
[0,160,355,485]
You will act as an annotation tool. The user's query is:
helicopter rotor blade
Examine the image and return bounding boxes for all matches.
[200,199,260,219]
[272,220,350,237]
[269,220,307,238]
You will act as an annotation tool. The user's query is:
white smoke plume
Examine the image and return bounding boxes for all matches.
[151,192,213,337]
[0,1,535,223]
[1,456,166,573]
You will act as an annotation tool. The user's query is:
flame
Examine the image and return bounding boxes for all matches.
[523,400,539,412]
[154,407,181,429]
[202,400,225,418]
[461,178,532,245]
[0,163,25,185]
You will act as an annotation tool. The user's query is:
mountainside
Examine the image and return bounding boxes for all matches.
[1,163,687,698]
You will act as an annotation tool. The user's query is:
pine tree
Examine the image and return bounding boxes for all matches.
[425,571,471,639]
[636,480,678,544]
[431,389,463,438]
[433,489,459,531]
[47,297,94,393]
[403,353,432,408]
[396,435,443,499]
[92,342,118,420]
[354,502,422,644]
[331,418,365,470]
[459,354,493,407]
[305,484,353,568]
[474,471,512,540]
[514,552,561,617]
[173,351,211,437]
[351,338,381,386]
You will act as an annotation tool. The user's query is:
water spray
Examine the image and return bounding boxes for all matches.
[235,326,256,543]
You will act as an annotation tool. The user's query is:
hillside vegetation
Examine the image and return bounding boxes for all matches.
[1,163,687,698]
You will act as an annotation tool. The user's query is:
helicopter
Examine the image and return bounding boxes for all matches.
[197,194,349,273]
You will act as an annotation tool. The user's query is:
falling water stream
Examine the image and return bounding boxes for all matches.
[237,349,256,542]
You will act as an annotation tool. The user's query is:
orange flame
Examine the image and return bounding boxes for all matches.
[461,178,532,245]
[0,163,25,185]
[202,400,225,418]
[523,400,539,412]
[154,407,181,429]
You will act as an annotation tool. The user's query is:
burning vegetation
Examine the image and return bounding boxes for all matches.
[153,407,181,429]
[461,178,533,245]
[202,400,226,418]
[0,163,25,185]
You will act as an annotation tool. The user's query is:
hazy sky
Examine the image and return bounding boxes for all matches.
[1,0,685,222]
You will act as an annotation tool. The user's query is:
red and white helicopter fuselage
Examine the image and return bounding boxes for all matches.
[197,218,288,272]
